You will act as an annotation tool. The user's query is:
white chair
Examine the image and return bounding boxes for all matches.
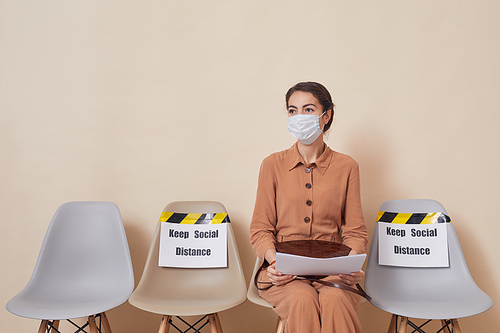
[6,201,134,333]
[247,258,285,333]
[128,201,247,333]
[365,199,493,333]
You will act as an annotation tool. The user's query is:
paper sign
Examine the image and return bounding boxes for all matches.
[159,222,227,268]
[275,253,367,276]
[378,222,449,267]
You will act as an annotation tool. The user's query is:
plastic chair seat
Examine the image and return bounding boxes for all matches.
[6,201,134,325]
[131,285,244,316]
[373,296,491,320]
[7,296,128,321]
[365,199,493,331]
[129,201,247,331]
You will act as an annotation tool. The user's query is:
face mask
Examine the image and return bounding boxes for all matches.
[287,111,326,145]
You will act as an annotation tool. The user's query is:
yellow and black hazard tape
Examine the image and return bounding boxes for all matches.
[159,212,230,224]
[376,211,451,224]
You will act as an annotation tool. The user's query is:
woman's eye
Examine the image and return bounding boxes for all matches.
[306,108,314,113]
[288,109,296,114]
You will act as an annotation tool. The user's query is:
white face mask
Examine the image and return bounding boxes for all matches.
[287,111,326,145]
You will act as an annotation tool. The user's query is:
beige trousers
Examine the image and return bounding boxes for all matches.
[258,272,363,333]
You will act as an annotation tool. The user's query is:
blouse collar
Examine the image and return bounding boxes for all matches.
[287,142,333,175]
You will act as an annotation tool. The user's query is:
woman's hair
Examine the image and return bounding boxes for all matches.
[285,81,335,132]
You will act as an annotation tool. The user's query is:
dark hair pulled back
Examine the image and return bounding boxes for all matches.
[285,82,335,132]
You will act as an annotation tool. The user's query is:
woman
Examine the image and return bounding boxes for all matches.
[250,82,368,333]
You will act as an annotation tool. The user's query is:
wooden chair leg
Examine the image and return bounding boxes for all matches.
[397,316,408,333]
[49,320,60,333]
[440,319,461,333]
[450,319,461,333]
[99,312,112,333]
[213,313,223,333]
[387,314,397,333]
[276,317,285,333]
[158,315,171,333]
[88,315,99,333]
[209,313,222,333]
[441,320,451,333]
[38,320,49,333]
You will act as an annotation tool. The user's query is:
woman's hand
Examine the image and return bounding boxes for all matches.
[267,261,296,286]
[339,249,364,285]
[339,270,365,286]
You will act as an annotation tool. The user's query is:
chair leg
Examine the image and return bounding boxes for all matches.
[441,320,451,333]
[397,316,408,333]
[449,319,461,333]
[275,317,285,333]
[100,312,112,333]
[38,320,49,333]
[387,315,397,333]
[209,313,223,333]
[158,315,171,333]
[387,315,408,333]
[88,315,99,333]
[214,313,223,332]
[49,320,60,333]
[440,319,461,333]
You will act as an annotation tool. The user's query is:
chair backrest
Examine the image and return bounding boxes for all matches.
[128,201,247,316]
[365,199,493,319]
[6,201,134,320]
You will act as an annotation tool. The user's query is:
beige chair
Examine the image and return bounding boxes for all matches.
[247,258,285,333]
[128,201,247,333]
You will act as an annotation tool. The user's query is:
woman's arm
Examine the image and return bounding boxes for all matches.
[341,161,369,255]
[340,162,368,285]
[250,158,279,261]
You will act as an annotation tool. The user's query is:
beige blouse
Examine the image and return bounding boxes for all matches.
[250,143,368,261]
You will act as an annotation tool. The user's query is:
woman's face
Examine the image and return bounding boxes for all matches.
[287,91,331,129]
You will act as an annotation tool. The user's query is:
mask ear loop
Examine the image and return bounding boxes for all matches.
[319,110,327,131]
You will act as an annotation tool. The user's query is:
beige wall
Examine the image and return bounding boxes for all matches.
[1,1,498,332]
